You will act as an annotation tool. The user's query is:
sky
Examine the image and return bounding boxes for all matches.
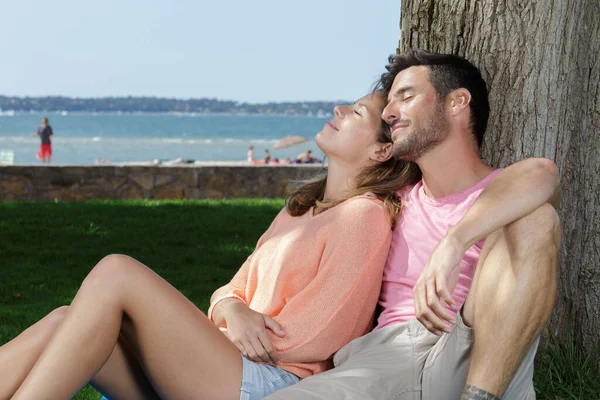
[0,0,401,103]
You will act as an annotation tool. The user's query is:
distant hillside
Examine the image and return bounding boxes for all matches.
[0,96,347,116]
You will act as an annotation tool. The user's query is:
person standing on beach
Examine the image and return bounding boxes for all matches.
[264,148,271,164]
[247,146,254,163]
[33,117,54,164]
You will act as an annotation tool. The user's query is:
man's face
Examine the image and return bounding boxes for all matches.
[41,119,47,127]
[381,66,449,162]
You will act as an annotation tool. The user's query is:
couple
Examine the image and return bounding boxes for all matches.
[0,50,560,400]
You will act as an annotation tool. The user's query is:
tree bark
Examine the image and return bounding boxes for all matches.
[398,0,600,353]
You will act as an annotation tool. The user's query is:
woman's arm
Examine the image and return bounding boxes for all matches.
[208,209,288,363]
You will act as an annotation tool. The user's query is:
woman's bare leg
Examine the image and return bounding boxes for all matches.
[90,333,161,400]
[0,306,160,400]
[12,254,243,400]
[0,307,67,399]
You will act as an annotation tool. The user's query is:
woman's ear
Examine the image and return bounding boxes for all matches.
[371,142,393,163]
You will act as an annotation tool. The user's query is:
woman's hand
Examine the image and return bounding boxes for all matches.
[222,301,285,364]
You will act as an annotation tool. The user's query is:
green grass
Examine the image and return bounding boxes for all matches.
[0,200,598,399]
[534,329,600,399]
[0,199,282,399]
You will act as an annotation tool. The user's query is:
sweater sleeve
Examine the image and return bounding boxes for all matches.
[207,208,284,320]
[269,197,392,362]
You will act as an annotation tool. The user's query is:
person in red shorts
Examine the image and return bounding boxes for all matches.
[34,117,54,163]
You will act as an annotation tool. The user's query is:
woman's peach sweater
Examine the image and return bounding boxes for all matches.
[208,195,392,378]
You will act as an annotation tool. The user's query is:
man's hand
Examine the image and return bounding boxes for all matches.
[414,233,465,335]
[222,301,285,364]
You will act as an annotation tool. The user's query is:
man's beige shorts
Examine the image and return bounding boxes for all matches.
[265,312,537,400]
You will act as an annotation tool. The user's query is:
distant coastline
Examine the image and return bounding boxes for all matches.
[0,96,347,116]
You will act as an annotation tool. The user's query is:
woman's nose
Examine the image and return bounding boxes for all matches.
[333,105,343,117]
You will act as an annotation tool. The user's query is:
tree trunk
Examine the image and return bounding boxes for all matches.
[398,0,600,353]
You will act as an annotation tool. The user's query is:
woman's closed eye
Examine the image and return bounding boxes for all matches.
[354,110,361,116]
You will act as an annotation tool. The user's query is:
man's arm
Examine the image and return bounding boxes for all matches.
[414,158,560,334]
[449,157,559,250]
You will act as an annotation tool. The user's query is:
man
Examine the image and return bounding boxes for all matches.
[265,50,560,399]
[34,117,54,164]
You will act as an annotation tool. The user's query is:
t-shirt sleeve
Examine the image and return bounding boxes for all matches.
[207,209,284,320]
[268,197,392,362]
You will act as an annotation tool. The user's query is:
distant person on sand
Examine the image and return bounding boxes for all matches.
[247,146,254,163]
[296,150,313,163]
[264,148,271,164]
[296,150,321,164]
[33,117,53,164]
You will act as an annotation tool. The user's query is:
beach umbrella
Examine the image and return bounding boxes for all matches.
[273,135,308,149]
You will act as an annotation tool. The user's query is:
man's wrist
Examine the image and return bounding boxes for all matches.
[445,224,473,252]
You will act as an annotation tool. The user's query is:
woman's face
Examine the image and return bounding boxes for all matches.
[316,92,387,167]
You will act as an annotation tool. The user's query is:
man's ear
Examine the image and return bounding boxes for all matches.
[371,142,393,163]
[448,88,472,116]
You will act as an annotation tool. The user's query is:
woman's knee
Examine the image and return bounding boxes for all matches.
[48,305,69,321]
[34,306,69,338]
[84,254,140,291]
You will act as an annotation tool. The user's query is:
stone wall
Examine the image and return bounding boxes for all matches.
[0,165,324,201]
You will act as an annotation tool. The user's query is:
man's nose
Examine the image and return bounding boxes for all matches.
[381,103,397,124]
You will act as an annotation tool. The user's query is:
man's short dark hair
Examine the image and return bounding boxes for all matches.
[376,49,490,149]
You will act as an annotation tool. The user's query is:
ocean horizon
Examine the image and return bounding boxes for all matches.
[0,111,329,165]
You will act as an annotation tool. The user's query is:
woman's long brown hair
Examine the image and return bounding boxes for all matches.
[285,95,421,229]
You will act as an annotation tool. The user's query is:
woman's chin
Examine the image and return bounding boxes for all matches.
[314,133,327,154]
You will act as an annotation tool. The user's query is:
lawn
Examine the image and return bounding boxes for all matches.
[1,200,597,399]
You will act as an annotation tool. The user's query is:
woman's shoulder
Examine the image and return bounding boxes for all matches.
[342,192,385,207]
[327,195,392,237]
[334,193,388,220]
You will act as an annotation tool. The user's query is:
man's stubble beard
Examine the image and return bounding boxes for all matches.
[392,105,449,162]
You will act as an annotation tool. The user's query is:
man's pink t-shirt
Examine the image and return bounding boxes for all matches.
[376,169,502,330]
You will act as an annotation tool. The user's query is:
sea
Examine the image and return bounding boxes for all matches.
[0,111,330,165]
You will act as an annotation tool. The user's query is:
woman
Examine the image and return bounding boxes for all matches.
[1,92,421,400]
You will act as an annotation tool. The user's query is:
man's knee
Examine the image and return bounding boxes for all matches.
[500,203,560,309]
[504,203,560,261]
